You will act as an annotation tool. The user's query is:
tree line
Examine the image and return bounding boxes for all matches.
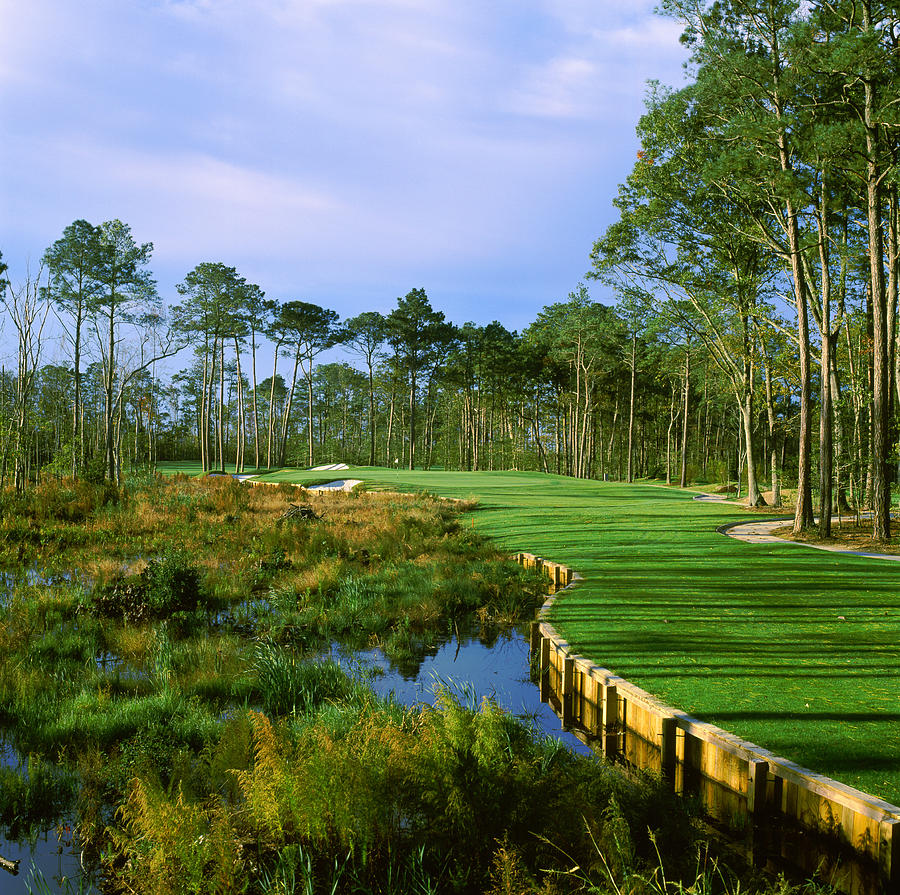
[3,1,899,541]
[0,227,743,500]
[594,0,900,543]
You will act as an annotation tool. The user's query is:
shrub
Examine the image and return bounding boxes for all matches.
[87,551,204,624]
[141,551,203,616]
[89,577,150,623]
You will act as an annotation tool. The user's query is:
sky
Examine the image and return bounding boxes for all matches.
[0,0,690,335]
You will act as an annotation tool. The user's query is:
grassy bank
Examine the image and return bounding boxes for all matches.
[197,464,900,806]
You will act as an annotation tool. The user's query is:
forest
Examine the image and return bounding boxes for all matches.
[3,0,900,542]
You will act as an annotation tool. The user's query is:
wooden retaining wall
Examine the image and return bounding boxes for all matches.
[516,551,900,893]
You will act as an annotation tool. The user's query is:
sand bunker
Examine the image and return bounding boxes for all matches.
[310,463,350,471]
[306,479,363,492]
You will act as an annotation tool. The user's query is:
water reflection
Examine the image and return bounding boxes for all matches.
[0,568,86,609]
[324,621,592,756]
[0,617,589,892]
[0,744,87,895]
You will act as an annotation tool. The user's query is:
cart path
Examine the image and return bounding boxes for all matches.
[694,494,900,562]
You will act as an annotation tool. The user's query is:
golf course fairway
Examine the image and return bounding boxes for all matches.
[162,464,900,806]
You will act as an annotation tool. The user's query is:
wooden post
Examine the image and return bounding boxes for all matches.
[660,715,676,784]
[530,620,541,654]
[562,655,575,728]
[880,817,900,886]
[603,684,618,758]
[771,775,784,814]
[539,637,551,703]
[747,759,768,815]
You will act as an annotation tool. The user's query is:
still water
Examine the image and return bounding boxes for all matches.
[0,744,84,895]
[0,622,587,894]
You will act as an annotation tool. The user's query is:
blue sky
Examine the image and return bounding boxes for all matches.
[1,0,689,333]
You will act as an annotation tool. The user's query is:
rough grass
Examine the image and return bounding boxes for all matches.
[0,472,551,871]
[108,686,702,895]
[193,464,900,806]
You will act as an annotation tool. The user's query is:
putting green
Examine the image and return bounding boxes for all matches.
[156,463,900,804]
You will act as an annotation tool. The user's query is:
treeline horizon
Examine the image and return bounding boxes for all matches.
[3,0,900,543]
[0,232,774,499]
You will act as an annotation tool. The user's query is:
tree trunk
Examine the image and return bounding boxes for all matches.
[408,374,417,471]
[763,354,781,508]
[251,326,261,469]
[864,50,891,541]
[279,345,301,467]
[233,336,245,473]
[266,340,283,468]
[105,304,117,482]
[666,381,676,486]
[367,364,376,466]
[679,349,690,488]
[306,369,314,467]
[626,335,636,484]
[739,390,764,507]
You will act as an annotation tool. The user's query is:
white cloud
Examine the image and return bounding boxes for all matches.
[597,17,686,52]
[509,56,598,119]
[505,4,687,121]
[1,0,691,323]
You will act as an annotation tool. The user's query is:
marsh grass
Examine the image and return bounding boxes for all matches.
[25,867,97,895]
[250,647,364,716]
[0,474,551,886]
[107,682,736,895]
[0,473,832,894]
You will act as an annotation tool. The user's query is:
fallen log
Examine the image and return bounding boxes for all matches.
[0,855,20,875]
[280,504,323,521]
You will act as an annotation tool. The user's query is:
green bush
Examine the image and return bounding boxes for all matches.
[87,550,204,624]
[141,550,203,616]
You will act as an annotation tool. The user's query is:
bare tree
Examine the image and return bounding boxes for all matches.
[1,264,51,492]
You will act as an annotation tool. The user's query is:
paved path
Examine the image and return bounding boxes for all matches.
[696,496,900,562]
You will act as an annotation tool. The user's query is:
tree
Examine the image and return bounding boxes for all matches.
[93,220,161,482]
[274,301,341,467]
[1,263,51,491]
[174,263,253,471]
[592,81,783,504]
[800,0,900,540]
[658,0,817,526]
[241,284,269,469]
[386,289,456,470]
[43,220,102,477]
[525,288,623,479]
[343,311,388,466]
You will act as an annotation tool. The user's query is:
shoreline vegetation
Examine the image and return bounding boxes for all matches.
[0,472,758,894]
[0,471,842,894]
[219,465,900,807]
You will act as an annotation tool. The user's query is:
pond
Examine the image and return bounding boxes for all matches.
[326,620,591,757]
[0,744,85,895]
[0,619,588,894]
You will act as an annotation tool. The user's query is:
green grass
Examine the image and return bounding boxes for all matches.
[180,463,900,805]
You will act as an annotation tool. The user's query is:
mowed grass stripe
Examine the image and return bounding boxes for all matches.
[158,463,900,804]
